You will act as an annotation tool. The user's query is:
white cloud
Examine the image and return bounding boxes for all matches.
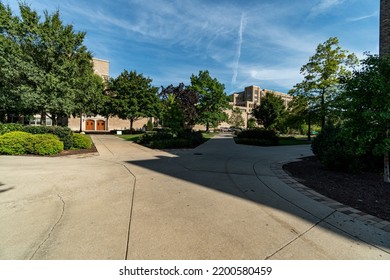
[310,0,345,16]
[231,13,247,85]
[347,12,378,22]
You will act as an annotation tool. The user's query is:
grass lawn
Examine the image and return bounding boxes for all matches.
[278,136,312,146]
[119,134,143,142]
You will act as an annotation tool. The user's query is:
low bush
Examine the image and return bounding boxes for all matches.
[72,133,92,149]
[236,128,279,146]
[0,131,35,155]
[23,126,73,149]
[33,134,64,155]
[0,131,64,155]
[137,129,204,149]
[312,125,360,172]
[0,123,24,135]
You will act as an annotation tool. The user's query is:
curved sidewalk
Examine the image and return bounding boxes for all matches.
[0,133,389,259]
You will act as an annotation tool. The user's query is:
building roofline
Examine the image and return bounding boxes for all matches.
[92,57,110,63]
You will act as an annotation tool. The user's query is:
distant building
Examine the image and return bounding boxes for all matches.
[232,85,292,114]
[67,58,151,132]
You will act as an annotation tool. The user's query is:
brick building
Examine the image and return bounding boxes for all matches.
[67,58,151,132]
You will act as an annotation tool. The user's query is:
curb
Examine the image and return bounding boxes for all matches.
[271,161,390,233]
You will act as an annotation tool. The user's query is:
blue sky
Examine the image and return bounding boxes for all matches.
[4,0,379,94]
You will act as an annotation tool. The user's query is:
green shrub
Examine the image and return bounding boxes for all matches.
[23,126,73,149]
[32,134,64,155]
[72,133,92,149]
[137,129,204,149]
[147,120,154,131]
[311,125,360,172]
[0,123,24,135]
[0,131,35,155]
[236,128,279,146]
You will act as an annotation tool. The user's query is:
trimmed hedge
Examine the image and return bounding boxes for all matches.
[72,133,92,149]
[0,131,35,155]
[0,131,63,155]
[23,126,73,150]
[137,129,204,149]
[33,134,64,155]
[236,128,279,146]
[0,123,24,135]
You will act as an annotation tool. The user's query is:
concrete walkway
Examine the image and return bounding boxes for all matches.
[0,134,389,259]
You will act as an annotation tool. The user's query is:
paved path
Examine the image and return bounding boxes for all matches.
[0,134,389,259]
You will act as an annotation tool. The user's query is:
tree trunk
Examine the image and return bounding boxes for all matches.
[79,113,83,132]
[130,119,134,133]
[385,152,390,183]
[385,128,390,183]
[320,89,326,129]
[40,111,46,126]
[206,122,209,132]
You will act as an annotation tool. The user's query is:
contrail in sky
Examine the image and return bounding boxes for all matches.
[232,13,246,85]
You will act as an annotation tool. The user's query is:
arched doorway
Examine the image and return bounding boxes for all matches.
[96,120,106,131]
[86,119,95,130]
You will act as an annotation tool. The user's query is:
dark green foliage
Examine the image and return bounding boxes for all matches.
[189,70,229,131]
[311,125,360,172]
[0,131,35,155]
[33,134,64,155]
[160,83,199,130]
[0,123,24,135]
[147,120,154,131]
[72,133,92,149]
[252,92,285,130]
[137,129,204,149]
[22,126,73,149]
[236,128,279,146]
[110,70,160,131]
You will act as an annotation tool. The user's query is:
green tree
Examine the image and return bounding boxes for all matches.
[111,70,160,132]
[228,107,245,128]
[289,37,358,129]
[160,83,199,130]
[252,92,285,130]
[342,54,390,182]
[73,65,105,131]
[189,70,229,131]
[0,3,95,125]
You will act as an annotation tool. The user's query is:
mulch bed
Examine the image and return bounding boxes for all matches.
[283,156,390,222]
[55,144,98,157]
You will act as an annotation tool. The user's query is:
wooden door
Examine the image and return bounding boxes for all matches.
[86,120,95,130]
[96,120,105,131]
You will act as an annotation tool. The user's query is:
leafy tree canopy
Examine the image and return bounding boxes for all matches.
[0,2,98,124]
[189,70,229,131]
[289,37,358,129]
[252,92,285,130]
[111,70,160,131]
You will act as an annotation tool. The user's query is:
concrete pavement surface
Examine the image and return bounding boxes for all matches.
[0,133,389,259]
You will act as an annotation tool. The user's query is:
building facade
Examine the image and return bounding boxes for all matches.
[232,85,292,114]
[67,58,150,132]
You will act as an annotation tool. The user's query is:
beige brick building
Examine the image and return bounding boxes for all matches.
[67,58,151,132]
[232,85,292,114]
